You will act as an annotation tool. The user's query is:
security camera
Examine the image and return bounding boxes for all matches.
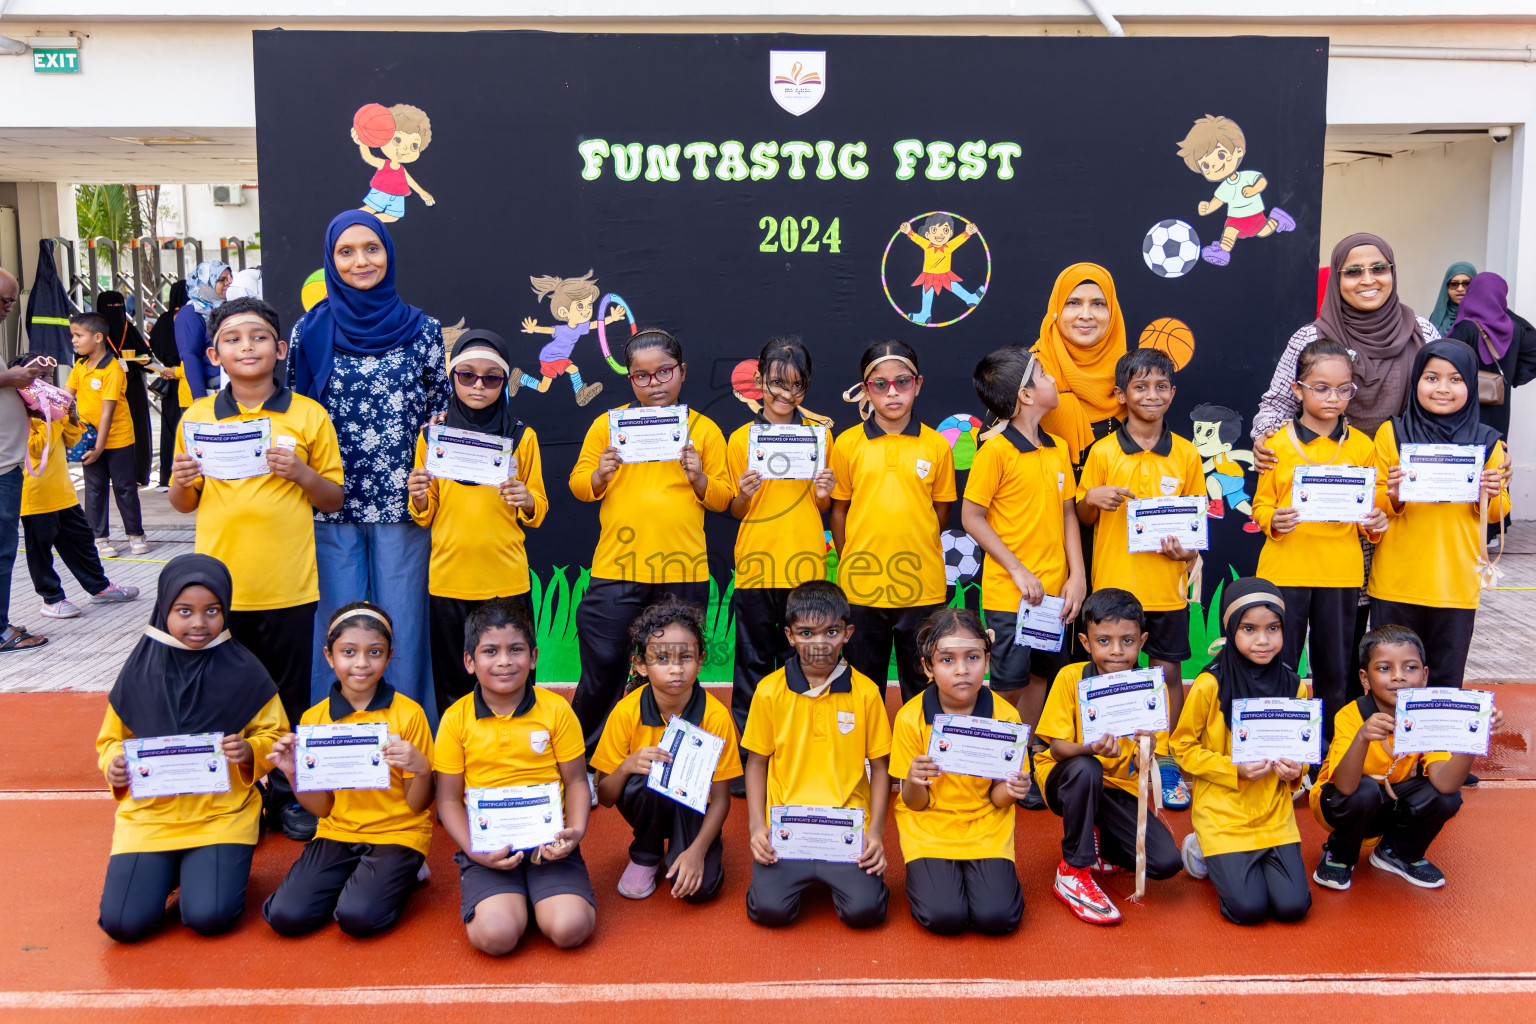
[1490,126,1513,143]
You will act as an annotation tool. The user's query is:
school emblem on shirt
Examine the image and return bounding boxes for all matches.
[769,50,826,116]
[90,378,102,390]
[529,729,550,754]
[915,458,932,480]
[837,710,855,735]
[1160,474,1180,496]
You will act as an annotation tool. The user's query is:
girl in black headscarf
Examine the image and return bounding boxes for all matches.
[406,329,548,716]
[95,291,153,486]
[148,281,190,488]
[96,554,287,942]
[1369,339,1510,689]
[1171,577,1312,926]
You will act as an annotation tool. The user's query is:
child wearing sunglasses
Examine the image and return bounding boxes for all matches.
[1251,339,1387,755]
[831,340,957,703]
[569,329,733,779]
[408,330,547,716]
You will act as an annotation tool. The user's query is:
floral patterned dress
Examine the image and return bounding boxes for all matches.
[287,314,449,524]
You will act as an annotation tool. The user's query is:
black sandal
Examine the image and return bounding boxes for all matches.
[0,625,49,653]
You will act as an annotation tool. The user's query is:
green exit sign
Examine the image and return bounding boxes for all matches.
[33,48,81,74]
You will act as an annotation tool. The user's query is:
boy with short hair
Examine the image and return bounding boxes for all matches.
[1175,113,1296,267]
[961,346,1085,785]
[1076,348,1204,809]
[66,312,148,558]
[169,297,344,841]
[1310,624,1498,892]
[16,351,138,617]
[1035,588,1183,925]
[434,599,595,955]
[742,579,892,929]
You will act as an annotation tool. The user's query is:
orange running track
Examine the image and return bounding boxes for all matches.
[2,688,1534,1023]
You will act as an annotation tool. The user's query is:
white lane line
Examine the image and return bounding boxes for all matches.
[4,975,1536,1008]
[0,790,111,800]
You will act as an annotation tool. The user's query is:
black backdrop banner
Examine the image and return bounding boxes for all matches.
[254,30,1329,680]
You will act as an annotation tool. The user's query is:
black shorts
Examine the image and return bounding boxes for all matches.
[1141,607,1191,664]
[453,847,595,922]
[983,608,1072,691]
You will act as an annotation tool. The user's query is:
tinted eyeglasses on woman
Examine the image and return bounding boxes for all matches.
[1339,262,1393,280]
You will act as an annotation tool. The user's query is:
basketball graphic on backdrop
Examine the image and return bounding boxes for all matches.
[352,103,396,147]
[1139,317,1196,370]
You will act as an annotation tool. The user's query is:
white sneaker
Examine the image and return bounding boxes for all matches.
[153,485,169,493]
[416,861,432,884]
[1182,832,1208,880]
[128,536,151,555]
[95,539,119,559]
[588,770,599,808]
[40,599,81,619]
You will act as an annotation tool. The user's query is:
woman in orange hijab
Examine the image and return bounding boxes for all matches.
[1032,263,1128,465]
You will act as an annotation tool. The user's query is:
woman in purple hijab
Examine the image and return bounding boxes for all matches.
[1446,272,1536,440]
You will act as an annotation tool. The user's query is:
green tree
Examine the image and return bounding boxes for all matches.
[74,184,137,245]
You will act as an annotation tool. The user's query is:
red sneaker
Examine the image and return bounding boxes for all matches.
[1242,517,1263,533]
[1207,497,1226,519]
[1053,860,1122,924]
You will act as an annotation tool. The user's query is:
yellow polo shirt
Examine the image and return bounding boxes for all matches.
[1368,419,1510,610]
[964,426,1074,612]
[410,426,547,600]
[831,417,956,608]
[590,682,743,783]
[740,657,892,829]
[569,406,733,584]
[1253,419,1379,588]
[96,694,287,855]
[1076,424,1205,612]
[434,685,585,802]
[889,685,1019,862]
[176,386,344,611]
[67,355,134,449]
[21,418,83,516]
[1310,693,1452,831]
[1169,671,1305,856]
[1033,661,1165,799]
[908,230,970,275]
[300,683,435,856]
[728,412,835,590]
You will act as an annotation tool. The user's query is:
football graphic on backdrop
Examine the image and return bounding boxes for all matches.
[942,529,982,588]
[1142,219,1202,279]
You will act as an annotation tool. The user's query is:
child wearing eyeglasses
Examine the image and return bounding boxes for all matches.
[1251,339,1387,755]
[569,329,733,780]
[725,337,837,795]
[408,330,547,716]
[830,340,957,703]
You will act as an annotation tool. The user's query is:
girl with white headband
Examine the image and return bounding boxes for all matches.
[263,601,437,939]
[408,329,547,718]
[1170,577,1312,926]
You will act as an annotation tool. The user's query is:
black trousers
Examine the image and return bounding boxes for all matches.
[124,364,152,486]
[158,400,184,487]
[98,843,254,942]
[905,857,1023,936]
[1369,598,1477,688]
[262,837,425,937]
[1043,754,1182,877]
[22,506,109,602]
[1318,776,1462,866]
[1203,843,1311,926]
[845,601,943,704]
[1279,586,1354,745]
[746,858,888,929]
[228,602,317,810]
[615,773,723,903]
[573,578,709,756]
[730,586,793,745]
[82,444,143,538]
[429,592,536,719]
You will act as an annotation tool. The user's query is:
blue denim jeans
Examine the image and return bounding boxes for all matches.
[0,467,23,627]
[311,520,433,718]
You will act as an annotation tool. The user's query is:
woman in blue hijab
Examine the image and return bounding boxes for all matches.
[174,261,231,400]
[287,212,448,810]
[1429,261,1476,338]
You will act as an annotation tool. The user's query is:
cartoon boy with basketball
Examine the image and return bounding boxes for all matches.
[898,213,984,325]
[1176,115,1295,267]
[1190,403,1261,532]
[515,270,624,407]
[351,103,436,223]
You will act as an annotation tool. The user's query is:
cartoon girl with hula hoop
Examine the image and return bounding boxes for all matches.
[513,270,629,407]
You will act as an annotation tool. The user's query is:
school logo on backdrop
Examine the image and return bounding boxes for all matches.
[770,50,826,116]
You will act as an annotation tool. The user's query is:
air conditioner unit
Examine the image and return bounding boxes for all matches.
[210,184,245,206]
